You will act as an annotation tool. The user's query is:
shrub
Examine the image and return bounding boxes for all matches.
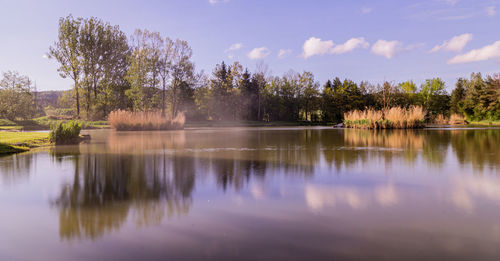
[108,110,185,131]
[49,120,82,144]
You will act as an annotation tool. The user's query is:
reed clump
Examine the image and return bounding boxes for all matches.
[344,106,426,129]
[108,110,185,131]
[449,114,467,125]
[433,114,449,125]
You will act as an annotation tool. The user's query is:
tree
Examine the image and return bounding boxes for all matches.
[125,29,157,111]
[299,71,320,121]
[399,80,417,94]
[48,15,82,117]
[169,39,195,118]
[420,78,447,116]
[449,78,466,114]
[0,71,35,120]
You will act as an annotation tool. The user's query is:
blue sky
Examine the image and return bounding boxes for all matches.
[0,0,498,91]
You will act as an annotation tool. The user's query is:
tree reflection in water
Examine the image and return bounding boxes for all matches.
[51,146,194,240]
[2,127,497,241]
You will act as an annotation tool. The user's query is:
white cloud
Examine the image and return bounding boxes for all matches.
[209,0,229,4]
[371,39,402,59]
[302,37,369,58]
[225,43,242,52]
[278,49,292,58]
[361,7,372,14]
[447,41,500,64]
[331,37,369,54]
[42,54,48,59]
[430,33,473,53]
[302,37,334,58]
[248,47,270,60]
[486,6,496,16]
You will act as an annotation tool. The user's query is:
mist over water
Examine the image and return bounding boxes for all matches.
[1,127,500,260]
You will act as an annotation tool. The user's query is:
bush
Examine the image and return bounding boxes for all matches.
[49,120,82,144]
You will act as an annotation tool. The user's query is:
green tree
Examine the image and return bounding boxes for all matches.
[449,78,466,115]
[48,15,82,117]
[0,71,35,120]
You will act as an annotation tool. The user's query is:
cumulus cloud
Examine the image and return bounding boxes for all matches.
[486,6,496,16]
[248,47,271,60]
[278,49,292,58]
[447,41,500,64]
[371,39,402,59]
[331,37,370,54]
[302,37,369,58]
[302,37,334,58]
[430,33,473,53]
[226,43,242,52]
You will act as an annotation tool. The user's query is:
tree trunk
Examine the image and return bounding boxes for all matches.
[75,82,80,118]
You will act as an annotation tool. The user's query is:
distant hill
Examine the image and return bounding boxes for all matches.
[34,90,66,108]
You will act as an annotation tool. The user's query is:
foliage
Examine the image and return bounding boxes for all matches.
[108,110,185,131]
[49,121,82,144]
[0,71,36,120]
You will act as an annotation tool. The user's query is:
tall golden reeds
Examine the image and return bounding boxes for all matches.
[449,114,467,125]
[108,110,185,131]
[344,106,425,129]
[433,114,449,125]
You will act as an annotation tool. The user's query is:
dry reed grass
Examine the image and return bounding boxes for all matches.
[449,114,467,125]
[344,106,425,129]
[433,114,448,125]
[108,110,185,131]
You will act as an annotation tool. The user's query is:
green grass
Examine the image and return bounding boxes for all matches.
[468,120,500,126]
[0,119,17,126]
[0,144,29,154]
[0,132,50,147]
[0,126,23,130]
[0,117,110,131]
[0,132,50,155]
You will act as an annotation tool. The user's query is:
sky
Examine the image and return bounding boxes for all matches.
[0,0,499,91]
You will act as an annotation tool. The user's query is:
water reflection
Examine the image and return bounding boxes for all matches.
[1,127,500,247]
[50,148,194,240]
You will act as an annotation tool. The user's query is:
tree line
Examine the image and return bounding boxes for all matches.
[1,15,499,123]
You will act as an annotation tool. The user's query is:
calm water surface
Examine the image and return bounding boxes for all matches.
[1,127,500,260]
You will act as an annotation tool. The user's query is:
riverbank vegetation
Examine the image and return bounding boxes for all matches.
[49,121,82,144]
[108,110,185,131]
[0,132,50,155]
[344,106,426,129]
[0,15,499,128]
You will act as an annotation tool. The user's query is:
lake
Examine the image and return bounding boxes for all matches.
[1,127,500,260]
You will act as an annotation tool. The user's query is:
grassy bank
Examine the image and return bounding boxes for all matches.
[0,132,50,155]
[0,117,109,131]
[468,120,500,126]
